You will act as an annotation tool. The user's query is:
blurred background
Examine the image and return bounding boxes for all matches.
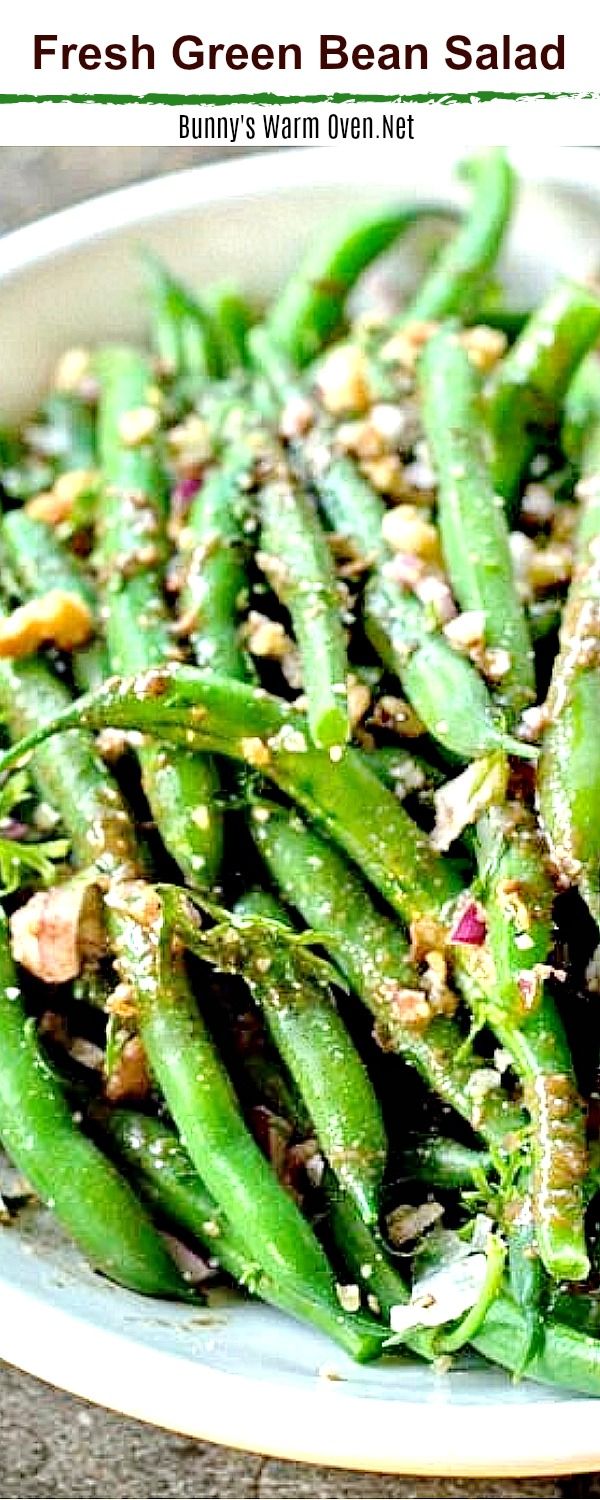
[0,146,265,234]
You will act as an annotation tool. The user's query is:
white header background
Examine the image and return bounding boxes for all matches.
[0,0,599,142]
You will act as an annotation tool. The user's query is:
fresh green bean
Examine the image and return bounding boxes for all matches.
[179,427,256,681]
[258,466,349,748]
[0,666,462,926]
[399,150,515,326]
[419,326,535,723]
[106,880,384,1357]
[253,327,532,760]
[397,1136,492,1190]
[486,279,600,512]
[102,1108,386,1359]
[365,576,530,759]
[264,205,452,367]
[471,1292,600,1398]
[0,645,138,880]
[250,800,525,1153]
[41,391,97,474]
[96,345,222,885]
[2,511,110,692]
[169,890,388,1229]
[144,254,221,383]
[205,284,253,373]
[324,1173,409,1319]
[0,913,187,1298]
[477,807,589,1281]
[538,364,600,923]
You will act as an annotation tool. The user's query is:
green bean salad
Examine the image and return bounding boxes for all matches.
[0,147,600,1394]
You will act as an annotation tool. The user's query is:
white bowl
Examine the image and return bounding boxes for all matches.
[0,145,599,1477]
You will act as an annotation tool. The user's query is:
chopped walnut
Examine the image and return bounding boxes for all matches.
[386,1200,444,1248]
[347,676,371,730]
[460,325,507,372]
[414,574,457,625]
[118,405,159,448]
[26,468,98,526]
[167,414,211,468]
[10,880,106,984]
[316,344,372,416]
[244,611,293,662]
[409,916,447,964]
[240,736,271,769]
[360,454,406,498]
[482,646,512,682]
[443,609,487,654]
[0,590,94,659]
[336,418,386,462]
[106,981,137,1020]
[381,504,440,562]
[279,394,315,441]
[528,543,572,593]
[54,347,91,393]
[380,321,439,371]
[370,694,424,739]
[105,1035,151,1103]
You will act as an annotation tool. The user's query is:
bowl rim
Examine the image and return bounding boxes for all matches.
[1,143,600,1476]
[0,144,597,281]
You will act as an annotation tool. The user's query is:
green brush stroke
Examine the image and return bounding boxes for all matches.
[0,91,588,105]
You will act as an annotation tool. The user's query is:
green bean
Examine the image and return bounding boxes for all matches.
[471,1292,600,1398]
[397,1136,492,1190]
[360,746,446,799]
[0,646,138,880]
[205,284,253,373]
[96,345,222,886]
[259,467,349,748]
[144,254,220,383]
[364,576,531,759]
[324,1173,409,1319]
[169,890,388,1229]
[477,807,589,1282]
[562,353,600,467]
[41,391,97,474]
[507,1192,547,1373]
[486,279,600,512]
[398,150,515,326]
[2,511,110,692]
[180,428,256,682]
[0,666,462,926]
[106,880,384,1358]
[102,1108,385,1359]
[419,326,535,723]
[538,364,600,924]
[264,205,452,368]
[250,800,525,1153]
[253,328,532,760]
[0,913,187,1298]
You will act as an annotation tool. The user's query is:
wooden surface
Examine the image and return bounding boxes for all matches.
[0,145,598,1498]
